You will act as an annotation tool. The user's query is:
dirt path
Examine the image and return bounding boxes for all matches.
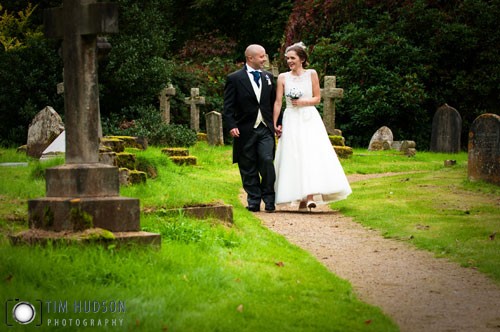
[240,172,500,332]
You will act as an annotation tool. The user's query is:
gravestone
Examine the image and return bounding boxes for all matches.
[158,84,176,125]
[21,0,159,245]
[368,126,393,151]
[206,111,224,146]
[430,104,462,153]
[320,76,344,135]
[27,106,65,158]
[263,54,279,77]
[468,113,500,186]
[184,88,205,131]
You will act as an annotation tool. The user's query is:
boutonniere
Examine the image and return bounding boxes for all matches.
[265,74,272,86]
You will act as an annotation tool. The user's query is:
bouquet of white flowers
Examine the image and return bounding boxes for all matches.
[286,88,302,99]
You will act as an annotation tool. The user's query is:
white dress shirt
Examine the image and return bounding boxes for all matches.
[246,64,266,128]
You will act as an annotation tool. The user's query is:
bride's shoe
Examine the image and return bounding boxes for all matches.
[306,200,316,211]
[298,201,307,212]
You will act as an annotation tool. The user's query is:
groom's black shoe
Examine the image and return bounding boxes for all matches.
[264,203,275,213]
[246,205,260,212]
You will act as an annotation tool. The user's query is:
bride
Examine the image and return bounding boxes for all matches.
[273,42,352,211]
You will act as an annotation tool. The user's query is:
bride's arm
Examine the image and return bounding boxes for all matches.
[273,74,285,136]
[296,69,321,107]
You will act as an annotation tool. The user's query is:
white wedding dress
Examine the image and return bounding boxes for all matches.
[274,70,352,205]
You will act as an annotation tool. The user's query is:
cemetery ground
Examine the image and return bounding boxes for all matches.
[0,144,499,331]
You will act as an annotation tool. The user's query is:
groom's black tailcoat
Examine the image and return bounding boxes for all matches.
[223,68,277,164]
[223,67,278,207]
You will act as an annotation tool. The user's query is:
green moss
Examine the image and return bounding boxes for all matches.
[81,228,116,241]
[115,152,136,170]
[329,135,345,146]
[162,147,189,157]
[169,156,197,165]
[70,207,94,231]
[197,133,207,141]
[107,136,143,149]
[129,170,147,184]
[334,146,353,159]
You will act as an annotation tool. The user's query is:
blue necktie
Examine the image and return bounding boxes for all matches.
[250,71,261,88]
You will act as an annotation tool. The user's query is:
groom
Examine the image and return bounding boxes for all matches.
[223,44,278,213]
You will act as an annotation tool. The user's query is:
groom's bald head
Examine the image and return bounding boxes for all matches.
[245,44,267,70]
[245,44,265,58]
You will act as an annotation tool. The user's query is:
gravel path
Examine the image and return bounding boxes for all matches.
[241,172,500,332]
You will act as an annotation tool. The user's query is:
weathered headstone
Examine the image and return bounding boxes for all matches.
[468,113,500,186]
[320,76,344,135]
[206,111,224,146]
[21,0,159,245]
[430,104,462,153]
[368,126,393,151]
[27,106,65,158]
[184,88,205,131]
[263,54,279,77]
[158,84,176,125]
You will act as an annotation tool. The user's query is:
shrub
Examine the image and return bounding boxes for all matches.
[0,4,62,146]
[103,105,197,147]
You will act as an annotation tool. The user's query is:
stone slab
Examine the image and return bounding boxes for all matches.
[46,163,119,197]
[28,196,140,232]
[154,204,233,223]
[10,229,160,248]
[0,163,28,167]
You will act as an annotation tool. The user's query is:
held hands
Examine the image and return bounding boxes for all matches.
[274,124,282,138]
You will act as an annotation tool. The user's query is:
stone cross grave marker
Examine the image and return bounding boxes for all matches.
[430,104,462,153]
[184,88,205,131]
[263,54,279,77]
[158,84,176,125]
[206,111,224,146]
[320,76,344,135]
[44,0,117,163]
[468,113,500,186]
[23,0,160,245]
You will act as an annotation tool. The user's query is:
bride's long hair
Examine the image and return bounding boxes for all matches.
[285,42,309,68]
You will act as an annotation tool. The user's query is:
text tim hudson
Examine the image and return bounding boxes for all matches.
[45,301,125,313]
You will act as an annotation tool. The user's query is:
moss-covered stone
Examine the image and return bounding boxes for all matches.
[162,147,189,156]
[115,152,136,169]
[81,228,116,241]
[329,135,345,146]
[100,137,125,153]
[334,146,354,158]
[70,207,94,231]
[197,133,207,141]
[169,156,197,165]
[370,141,384,151]
[129,170,147,184]
[106,136,147,150]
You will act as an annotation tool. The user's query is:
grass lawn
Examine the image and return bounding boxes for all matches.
[0,144,397,331]
[1,144,498,331]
